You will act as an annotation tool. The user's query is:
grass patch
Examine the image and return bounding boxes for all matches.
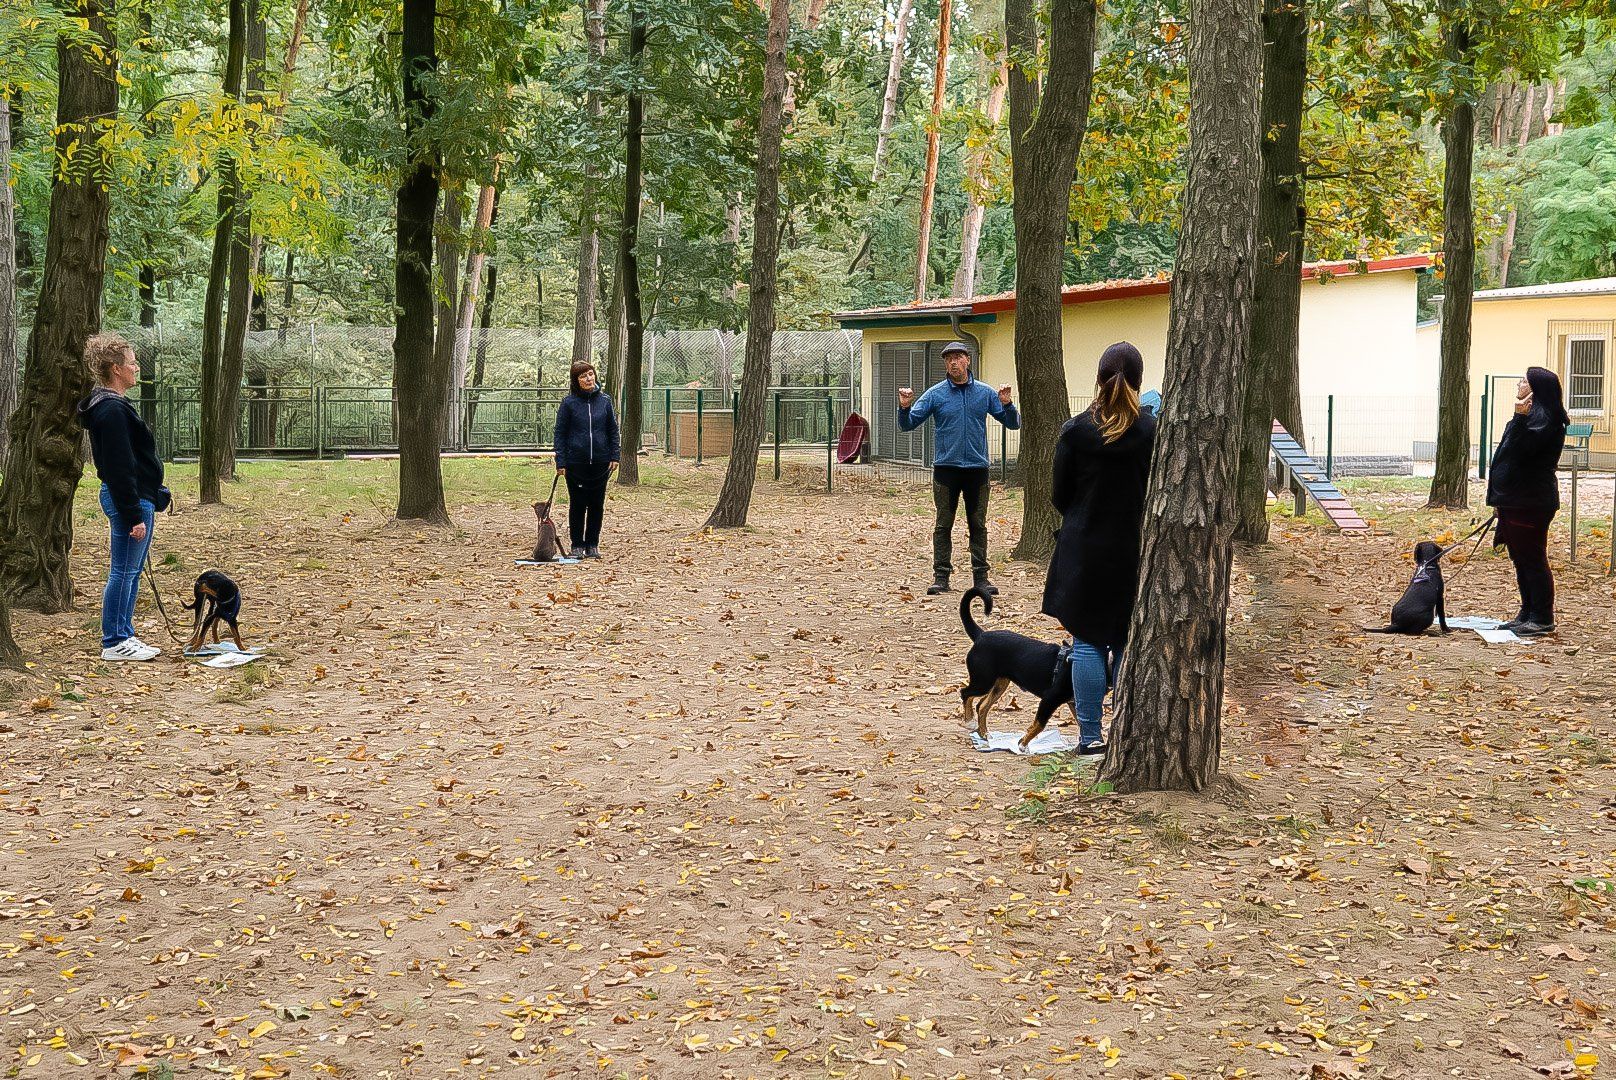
[215,662,281,704]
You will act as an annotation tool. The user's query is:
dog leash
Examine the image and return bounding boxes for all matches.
[142,548,188,645]
[1427,513,1497,589]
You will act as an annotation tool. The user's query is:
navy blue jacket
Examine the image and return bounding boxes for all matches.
[554,389,621,471]
[897,378,1019,469]
[78,387,167,520]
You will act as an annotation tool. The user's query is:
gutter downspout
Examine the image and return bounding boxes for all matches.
[949,313,983,369]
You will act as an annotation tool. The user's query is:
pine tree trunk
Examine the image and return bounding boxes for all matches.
[199,0,247,505]
[0,0,117,618]
[433,182,466,451]
[873,0,915,181]
[1100,0,1261,795]
[604,250,625,401]
[616,5,647,487]
[0,97,18,463]
[449,176,497,449]
[913,0,952,302]
[1234,0,1306,545]
[953,63,1007,299]
[1006,0,1096,563]
[706,0,790,528]
[1497,82,1535,286]
[572,0,606,368]
[466,189,499,433]
[1428,7,1473,511]
[392,0,447,523]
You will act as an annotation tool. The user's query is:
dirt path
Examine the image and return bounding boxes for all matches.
[1,461,1611,1079]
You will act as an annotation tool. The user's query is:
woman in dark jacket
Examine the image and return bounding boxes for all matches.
[78,332,170,661]
[1486,365,1569,635]
[1041,342,1157,754]
[553,361,621,558]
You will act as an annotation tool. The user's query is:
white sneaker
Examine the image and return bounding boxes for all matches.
[126,636,161,657]
[101,639,159,662]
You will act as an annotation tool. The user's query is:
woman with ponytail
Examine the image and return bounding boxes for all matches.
[1040,342,1157,754]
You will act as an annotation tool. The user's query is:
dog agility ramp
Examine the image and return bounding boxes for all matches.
[1271,422,1369,535]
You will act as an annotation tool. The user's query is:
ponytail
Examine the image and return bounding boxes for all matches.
[1091,373,1140,444]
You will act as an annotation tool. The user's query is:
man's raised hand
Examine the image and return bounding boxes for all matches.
[898,387,916,409]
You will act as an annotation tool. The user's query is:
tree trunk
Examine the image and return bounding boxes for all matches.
[1428,7,1473,511]
[1497,81,1535,287]
[913,0,952,302]
[1234,0,1306,545]
[1100,0,1261,795]
[572,0,607,368]
[1006,0,1097,563]
[706,0,790,528]
[245,0,310,286]
[466,188,500,433]
[953,61,1007,299]
[604,250,626,400]
[434,182,466,451]
[199,0,248,505]
[0,98,18,463]
[616,4,647,487]
[0,0,116,624]
[449,174,498,449]
[392,0,447,523]
[873,0,915,181]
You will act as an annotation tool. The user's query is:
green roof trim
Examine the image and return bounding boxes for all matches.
[834,312,998,329]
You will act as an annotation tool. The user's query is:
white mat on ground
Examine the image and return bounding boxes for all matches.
[515,557,582,566]
[184,642,266,668]
[1446,616,1524,644]
[969,724,1083,755]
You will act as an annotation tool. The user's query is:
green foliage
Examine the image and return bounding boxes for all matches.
[1521,121,1616,281]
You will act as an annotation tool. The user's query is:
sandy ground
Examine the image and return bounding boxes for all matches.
[0,459,1611,1080]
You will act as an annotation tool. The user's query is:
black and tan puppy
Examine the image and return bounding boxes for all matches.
[183,569,245,651]
[530,500,569,562]
[958,588,1075,751]
[1366,540,1449,635]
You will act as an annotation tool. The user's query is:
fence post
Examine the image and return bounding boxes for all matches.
[663,387,672,455]
[732,390,739,424]
[314,386,324,459]
[1478,384,1489,480]
[696,388,704,466]
[1000,423,1008,484]
[1570,451,1579,563]
[825,393,833,493]
[1325,395,1334,479]
[774,392,782,481]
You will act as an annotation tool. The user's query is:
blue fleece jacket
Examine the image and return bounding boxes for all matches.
[897,378,1020,469]
[554,389,621,471]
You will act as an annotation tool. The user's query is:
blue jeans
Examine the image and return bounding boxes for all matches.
[1070,640,1121,745]
[99,486,155,648]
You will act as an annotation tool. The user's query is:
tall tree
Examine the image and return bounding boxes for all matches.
[0,95,17,462]
[1428,0,1474,510]
[872,0,915,181]
[1005,0,1097,562]
[1234,0,1306,544]
[913,0,952,301]
[616,3,647,486]
[198,0,249,504]
[953,60,1007,299]
[433,181,466,447]
[392,0,447,522]
[706,0,790,527]
[0,0,117,661]
[571,0,607,368]
[1100,0,1261,794]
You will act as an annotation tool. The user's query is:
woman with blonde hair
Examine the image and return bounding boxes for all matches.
[78,332,169,660]
[1040,342,1157,754]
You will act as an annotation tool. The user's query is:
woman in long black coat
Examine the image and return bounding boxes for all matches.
[1040,342,1156,754]
[1486,365,1569,635]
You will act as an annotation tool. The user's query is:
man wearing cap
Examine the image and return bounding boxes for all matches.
[897,342,1019,596]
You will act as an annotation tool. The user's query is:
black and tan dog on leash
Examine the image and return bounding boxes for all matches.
[183,570,246,651]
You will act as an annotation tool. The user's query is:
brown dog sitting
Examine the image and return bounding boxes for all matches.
[531,500,569,562]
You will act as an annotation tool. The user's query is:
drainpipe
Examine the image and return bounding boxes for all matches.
[948,313,982,366]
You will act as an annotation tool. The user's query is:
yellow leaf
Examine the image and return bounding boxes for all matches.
[248,1020,277,1039]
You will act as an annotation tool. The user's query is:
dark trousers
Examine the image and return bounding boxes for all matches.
[565,467,609,548]
[932,465,991,579]
[1498,510,1554,623]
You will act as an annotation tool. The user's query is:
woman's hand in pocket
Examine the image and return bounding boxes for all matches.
[130,522,147,541]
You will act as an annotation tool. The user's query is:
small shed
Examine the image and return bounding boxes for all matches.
[833,254,1435,469]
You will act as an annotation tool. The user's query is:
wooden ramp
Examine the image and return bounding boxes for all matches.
[1271,422,1369,535]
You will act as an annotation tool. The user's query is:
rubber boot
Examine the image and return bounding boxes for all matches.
[972,570,998,596]
[926,574,951,595]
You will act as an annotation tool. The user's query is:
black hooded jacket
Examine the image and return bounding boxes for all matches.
[1486,368,1568,513]
[78,387,166,520]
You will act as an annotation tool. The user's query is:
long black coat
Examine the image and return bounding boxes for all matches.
[1040,410,1156,649]
[1486,413,1566,513]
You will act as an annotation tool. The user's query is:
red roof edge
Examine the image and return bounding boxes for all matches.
[971,253,1433,317]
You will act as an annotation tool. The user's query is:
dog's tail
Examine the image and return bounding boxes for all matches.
[1361,625,1400,634]
[959,587,992,641]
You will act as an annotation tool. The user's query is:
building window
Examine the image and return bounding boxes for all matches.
[1565,335,1607,413]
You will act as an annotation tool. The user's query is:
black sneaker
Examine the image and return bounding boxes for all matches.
[972,576,999,596]
[585,545,601,559]
[1077,739,1107,756]
[1514,621,1556,637]
[926,578,951,595]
